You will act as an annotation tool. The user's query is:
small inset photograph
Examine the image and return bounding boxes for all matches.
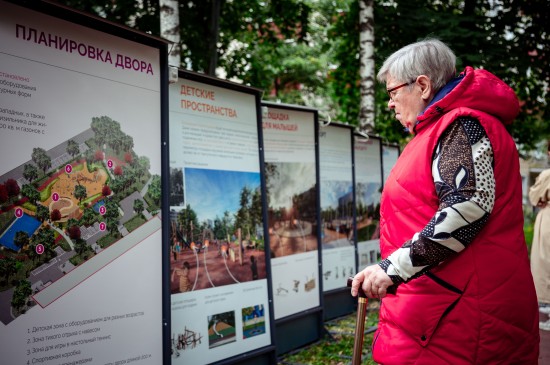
[242,304,266,339]
[171,326,202,358]
[208,311,236,348]
[170,167,185,207]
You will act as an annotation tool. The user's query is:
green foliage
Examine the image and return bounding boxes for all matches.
[56,0,548,151]
[66,139,80,157]
[124,214,147,233]
[31,147,52,174]
[326,0,360,124]
[11,279,32,311]
[36,204,49,222]
[74,184,87,203]
[329,0,549,149]
[147,174,161,206]
[22,184,40,204]
[54,0,159,33]
[0,209,15,233]
[23,163,39,183]
[97,232,118,248]
[177,204,200,243]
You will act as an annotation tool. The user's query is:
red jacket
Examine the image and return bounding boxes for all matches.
[375,67,539,364]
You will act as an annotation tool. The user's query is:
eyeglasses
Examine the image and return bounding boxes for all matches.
[386,81,414,100]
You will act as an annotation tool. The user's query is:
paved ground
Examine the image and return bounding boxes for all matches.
[540,311,550,365]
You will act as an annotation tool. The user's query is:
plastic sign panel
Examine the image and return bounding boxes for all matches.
[0,2,164,364]
[319,124,354,292]
[262,104,320,320]
[354,136,382,269]
[169,74,271,364]
[382,144,400,185]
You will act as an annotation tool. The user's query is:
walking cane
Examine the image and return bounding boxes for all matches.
[347,277,367,365]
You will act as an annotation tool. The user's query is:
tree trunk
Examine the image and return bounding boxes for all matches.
[208,0,221,76]
[160,0,181,68]
[358,0,375,134]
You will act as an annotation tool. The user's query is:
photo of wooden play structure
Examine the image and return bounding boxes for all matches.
[171,326,202,358]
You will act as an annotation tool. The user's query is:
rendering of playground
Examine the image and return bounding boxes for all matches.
[355,181,382,242]
[268,216,318,258]
[170,221,266,294]
[264,162,319,258]
[319,180,355,248]
[169,168,267,294]
[0,116,158,324]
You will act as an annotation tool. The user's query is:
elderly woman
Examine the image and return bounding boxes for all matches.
[351,39,539,364]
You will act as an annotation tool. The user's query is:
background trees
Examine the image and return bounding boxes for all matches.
[54,0,549,152]
[333,0,549,152]
[177,204,200,243]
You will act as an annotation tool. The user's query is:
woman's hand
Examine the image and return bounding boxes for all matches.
[351,265,394,299]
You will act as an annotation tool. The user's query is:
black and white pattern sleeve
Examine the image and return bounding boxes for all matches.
[380,117,495,285]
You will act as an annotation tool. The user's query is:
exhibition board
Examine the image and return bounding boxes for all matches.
[318,123,355,292]
[0,1,168,364]
[168,71,275,364]
[261,101,323,355]
[318,123,356,320]
[261,102,321,320]
[354,135,383,271]
[382,143,400,185]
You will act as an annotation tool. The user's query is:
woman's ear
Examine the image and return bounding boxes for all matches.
[416,75,433,101]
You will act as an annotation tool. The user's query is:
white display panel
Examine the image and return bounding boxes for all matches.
[262,105,320,320]
[0,2,163,364]
[318,125,354,292]
[169,77,271,364]
[355,136,382,269]
[382,144,400,185]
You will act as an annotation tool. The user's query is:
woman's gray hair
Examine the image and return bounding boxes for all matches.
[377,38,456,92]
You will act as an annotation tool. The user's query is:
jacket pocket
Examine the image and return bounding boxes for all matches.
[381,272,463,348]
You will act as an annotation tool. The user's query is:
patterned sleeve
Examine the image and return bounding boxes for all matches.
[380,117,495,286]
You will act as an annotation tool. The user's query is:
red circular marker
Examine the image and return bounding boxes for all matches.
[107,160,113,169]
[65,164,73,174]
[99,205,106,215]
[52,192,59,202]
[15,208,23,218]
[99,222,106,231]
[36,244,44,255]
